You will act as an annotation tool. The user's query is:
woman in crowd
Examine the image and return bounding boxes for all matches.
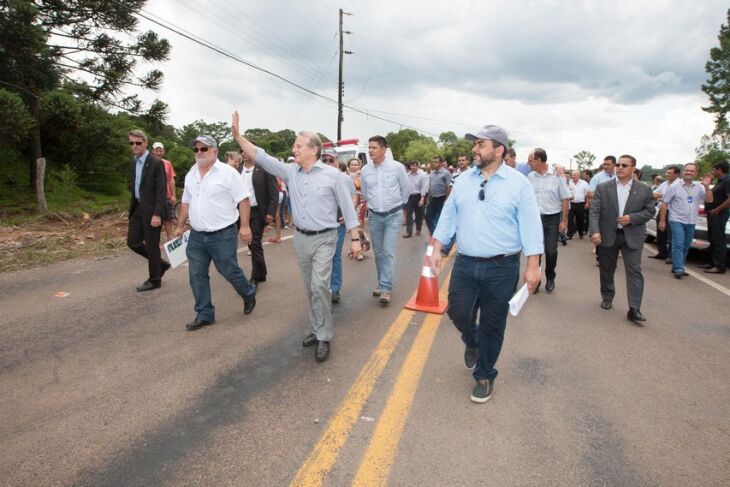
[348,158,369,260]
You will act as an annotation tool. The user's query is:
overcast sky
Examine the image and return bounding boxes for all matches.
[135,0,727,168]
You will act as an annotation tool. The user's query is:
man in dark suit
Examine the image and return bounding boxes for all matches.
[127,129,169,292]
[589,154,655,323]
[240,151,279,284]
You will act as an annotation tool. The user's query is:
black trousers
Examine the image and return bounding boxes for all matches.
[248,208,267,281]
[540,213,560,281]
[127,204,163,282]
[425,195,446,235]
[707,210,729,269]
[568,202,586,237]
[404,194,424,236]
[655,212,672,257]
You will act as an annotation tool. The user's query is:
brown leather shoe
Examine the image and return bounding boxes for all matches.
[379,292,391,306]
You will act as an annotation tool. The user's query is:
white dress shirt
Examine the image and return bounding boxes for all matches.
[569,179,589,203]
[241,165,258,207]
[182,161,250,232]
[616,178,633,229]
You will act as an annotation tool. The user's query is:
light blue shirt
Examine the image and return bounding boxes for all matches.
[515,162,531,176]
[588,170,616,192]
[662,181,706,225]
[134,150,149,200]
[360,158,410,212]
[254,149,359,231]
[433,164,544,258]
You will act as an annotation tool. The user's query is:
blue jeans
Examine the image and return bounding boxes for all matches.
[186,226,256,321]
[669,221,695,273]
[368,210,402,292]
[330,224,346,292]
[447,253,520,381]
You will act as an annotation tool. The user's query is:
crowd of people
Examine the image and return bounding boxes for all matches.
[124,120,729,403]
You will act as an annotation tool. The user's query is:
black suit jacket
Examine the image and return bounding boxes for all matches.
[128,152,167,219]
[588,179,655,249]
[250,164,279,219]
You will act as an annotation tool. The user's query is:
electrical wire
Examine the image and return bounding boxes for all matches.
[135,9,443,137]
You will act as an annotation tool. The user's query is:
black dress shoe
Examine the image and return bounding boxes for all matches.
[627,308,646,322]
[704,267,726,274]
[243,293,256,314]
[697,263,714,269]
[316,341,330,362]
[302,333,318,347]
[601,299,612,310]
[136,280,161,292]
[649,254,667,260]
[545,280,555,293]
[250,277,266,285]
[186,319,215,331]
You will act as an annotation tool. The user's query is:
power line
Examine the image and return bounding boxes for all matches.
[136,10,442,137]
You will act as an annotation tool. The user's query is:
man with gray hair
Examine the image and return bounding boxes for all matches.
[232,111,361,363]
[127,129,169,292]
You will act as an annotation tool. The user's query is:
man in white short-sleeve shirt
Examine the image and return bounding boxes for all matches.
[175,134,257,331]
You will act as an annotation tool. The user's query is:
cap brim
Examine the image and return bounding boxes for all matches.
[464,133,478,141]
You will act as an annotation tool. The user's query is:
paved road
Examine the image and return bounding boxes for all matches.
[1,230,728,486]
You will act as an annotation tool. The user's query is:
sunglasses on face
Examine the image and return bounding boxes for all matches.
[192,147,210,153]
[322,157,335,163]
[478,179,488,200]
[616,163,633,168]
[129,141,143,146]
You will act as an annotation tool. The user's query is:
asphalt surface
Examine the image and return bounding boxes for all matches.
[1,229,728,486]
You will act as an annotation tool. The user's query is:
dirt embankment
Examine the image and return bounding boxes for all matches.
[0,209,132,273]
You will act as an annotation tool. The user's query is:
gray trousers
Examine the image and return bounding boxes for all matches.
[293,229,338,341]
[598,231,644,310]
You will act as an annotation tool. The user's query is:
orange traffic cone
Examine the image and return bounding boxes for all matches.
[404,238,448,314]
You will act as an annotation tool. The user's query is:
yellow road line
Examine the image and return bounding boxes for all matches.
[290,254,452,487]
[290,308,415,486]
[351,274,451,487]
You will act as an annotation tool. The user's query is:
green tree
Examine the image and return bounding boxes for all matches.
[0,88,35,145]
[385,129,429,161]
[573,150,596,171]
[702,8,730,145]
[402,138,439,164]
[0,0,170,197]
[177,120,231,147]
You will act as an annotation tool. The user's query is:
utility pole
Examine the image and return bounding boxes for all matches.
[338,9,352,140]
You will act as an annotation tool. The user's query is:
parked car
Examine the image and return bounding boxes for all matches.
[646,205,730,251]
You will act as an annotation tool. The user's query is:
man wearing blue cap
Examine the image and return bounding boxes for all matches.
[431,125,543,404]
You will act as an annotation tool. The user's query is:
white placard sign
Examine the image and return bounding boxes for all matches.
[164,230,190,268]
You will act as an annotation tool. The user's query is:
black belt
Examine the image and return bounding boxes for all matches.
[197,223,236,235]
[295,226,336,236]
[369,206,402,217]
[458,252,519,263]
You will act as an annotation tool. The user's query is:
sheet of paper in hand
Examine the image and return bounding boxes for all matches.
[508,283,529,316]
[164,230,190,268]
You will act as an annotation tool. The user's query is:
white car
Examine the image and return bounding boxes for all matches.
[646,205,730,251]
